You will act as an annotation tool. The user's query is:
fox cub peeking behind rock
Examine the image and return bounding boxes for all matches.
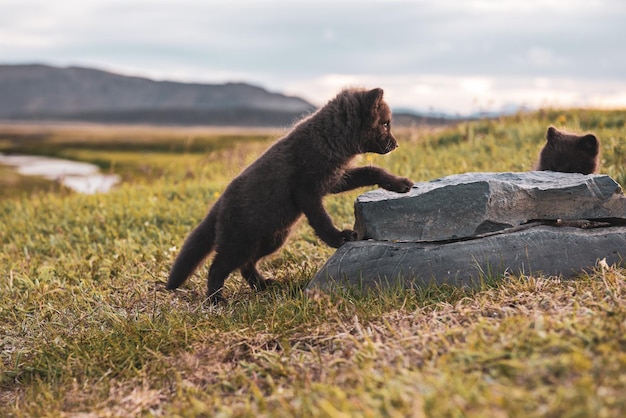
[535,126,600,174]
[166,88,413,303]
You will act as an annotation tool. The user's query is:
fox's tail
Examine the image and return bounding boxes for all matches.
[166,209,217,290]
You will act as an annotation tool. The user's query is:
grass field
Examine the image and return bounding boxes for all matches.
[1,109,625,417]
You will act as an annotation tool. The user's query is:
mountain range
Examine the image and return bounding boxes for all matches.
[0,64,456,127]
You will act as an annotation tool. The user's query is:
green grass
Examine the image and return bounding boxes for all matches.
[1,109,626,417]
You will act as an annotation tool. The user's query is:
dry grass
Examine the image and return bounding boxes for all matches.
[1,109,626,417]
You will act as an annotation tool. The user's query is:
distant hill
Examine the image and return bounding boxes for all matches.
[0,64,316,126]
[0,64,462,127]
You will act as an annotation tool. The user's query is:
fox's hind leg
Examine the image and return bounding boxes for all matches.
[206,239,256,304]
[241,263,273,291]
[240,229,289,291]
[205,253,241,304]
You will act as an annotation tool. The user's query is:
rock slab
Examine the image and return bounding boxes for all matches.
[309,226,626,292]
[355,171,626,242]
[308,172,626,293]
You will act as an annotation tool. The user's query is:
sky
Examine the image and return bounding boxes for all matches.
[2,0,626,115]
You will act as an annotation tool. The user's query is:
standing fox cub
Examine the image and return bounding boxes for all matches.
[166,88,413,303]
[535,126,600,174]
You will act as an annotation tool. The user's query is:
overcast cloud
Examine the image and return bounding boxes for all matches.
[2,0,625,114]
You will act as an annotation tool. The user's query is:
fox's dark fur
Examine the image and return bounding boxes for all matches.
[166,88,413,303]
[535,126,600,174]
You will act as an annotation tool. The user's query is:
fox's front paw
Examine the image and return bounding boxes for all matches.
[327,229,358,248]
[384,177,413,193]
[326,229,357,248]
[339,229,358,245]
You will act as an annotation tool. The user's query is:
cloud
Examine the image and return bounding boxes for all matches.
[285,73,626,115]
[513,47,570,70]
[1,0,625,114]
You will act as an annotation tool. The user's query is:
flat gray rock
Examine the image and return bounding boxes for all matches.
[309,226,626,292]
[355,171,626,242]
[310,172,626,294]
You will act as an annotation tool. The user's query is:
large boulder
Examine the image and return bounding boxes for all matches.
[310,226,626,292]
[309,172,626,292]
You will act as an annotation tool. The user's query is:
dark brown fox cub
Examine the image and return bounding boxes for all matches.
[166,88,413,303]
[535,126,600,174]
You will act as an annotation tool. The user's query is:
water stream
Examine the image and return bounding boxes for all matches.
[0,153,120,194]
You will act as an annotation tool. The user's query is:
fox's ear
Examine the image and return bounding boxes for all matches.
[365,88,384,108]
[546,126,560,144]
[578,134,599,155]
